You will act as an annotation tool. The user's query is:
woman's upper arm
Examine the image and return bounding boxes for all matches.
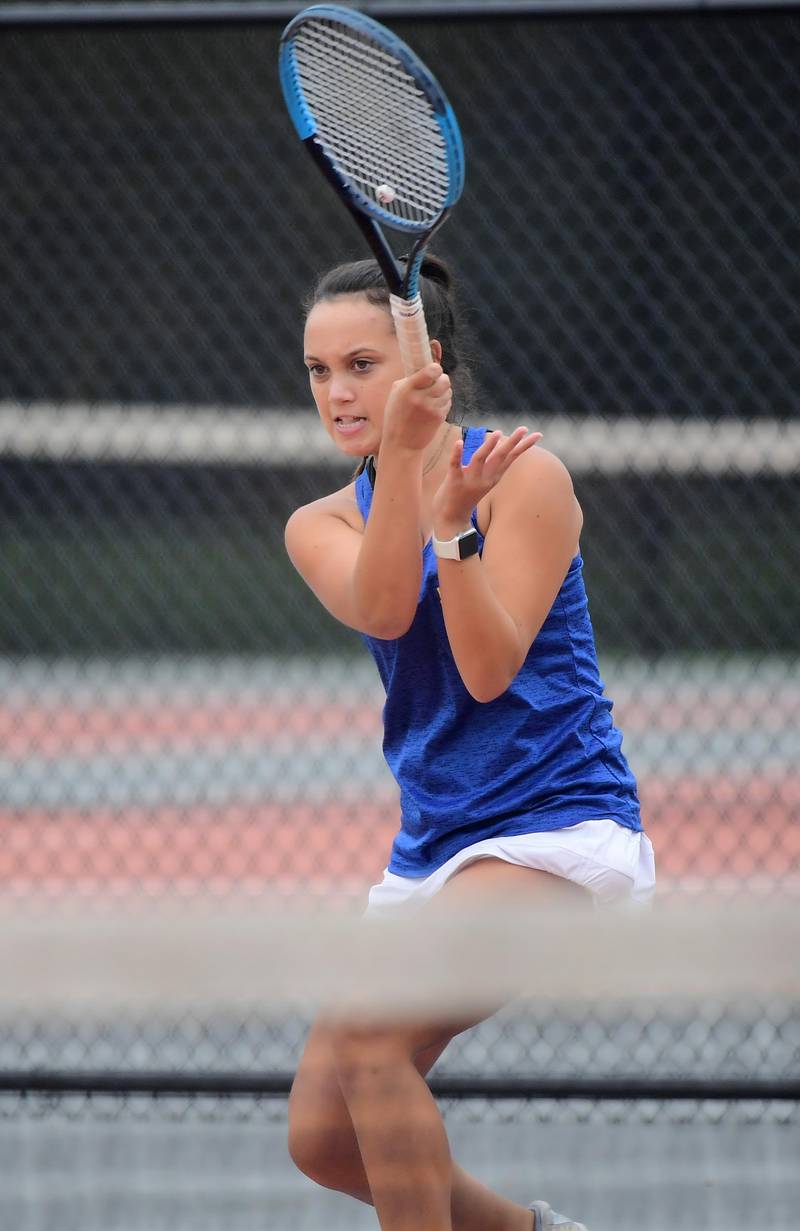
[481,447,583,654]
[284,496,366,632]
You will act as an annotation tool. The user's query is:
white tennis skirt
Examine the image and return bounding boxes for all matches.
[365,818,656,915]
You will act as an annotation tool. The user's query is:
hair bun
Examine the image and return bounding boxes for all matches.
[418,253,452,290]
[399,251,452,291]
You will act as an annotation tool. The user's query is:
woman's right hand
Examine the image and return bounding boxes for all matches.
[381,362,453,453]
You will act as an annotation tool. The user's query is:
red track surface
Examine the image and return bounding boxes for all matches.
[1,700,797,890]
[0,701,380,757]
[0,692,795,756]
[0,776,797,891]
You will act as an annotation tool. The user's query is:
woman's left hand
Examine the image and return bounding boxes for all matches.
[431,428,542,540]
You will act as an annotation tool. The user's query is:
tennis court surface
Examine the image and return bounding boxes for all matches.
[2,1095,798,1230]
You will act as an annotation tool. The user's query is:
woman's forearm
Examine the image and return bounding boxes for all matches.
[351,444,426,638]
[437,556,526,702]
[429,434,568,701]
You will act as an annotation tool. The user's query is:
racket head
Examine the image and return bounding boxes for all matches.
[279,4,465,237]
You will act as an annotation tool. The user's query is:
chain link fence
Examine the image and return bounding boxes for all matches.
[1,2,798,1103]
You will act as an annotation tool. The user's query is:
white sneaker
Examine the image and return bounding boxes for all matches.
[529,1199,589,1231]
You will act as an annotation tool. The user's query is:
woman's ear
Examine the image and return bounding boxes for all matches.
[430,339,443,363]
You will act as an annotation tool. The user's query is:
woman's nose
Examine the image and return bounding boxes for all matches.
[329,376,356,404]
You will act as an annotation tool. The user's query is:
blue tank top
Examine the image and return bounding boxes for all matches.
[355,426,642,877]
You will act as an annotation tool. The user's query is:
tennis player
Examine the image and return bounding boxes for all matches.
[285,255,655,1231]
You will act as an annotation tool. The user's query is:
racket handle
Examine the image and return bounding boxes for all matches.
[390,294,433,375]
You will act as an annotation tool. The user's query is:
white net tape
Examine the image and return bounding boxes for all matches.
[2,893,798,1022]
[292,18,451,226]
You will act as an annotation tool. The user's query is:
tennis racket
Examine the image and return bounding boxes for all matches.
[279,4,465,375]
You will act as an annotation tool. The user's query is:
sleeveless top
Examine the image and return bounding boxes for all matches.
[355,425,642,877]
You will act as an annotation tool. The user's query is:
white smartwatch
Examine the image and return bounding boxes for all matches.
[431,526,479,561]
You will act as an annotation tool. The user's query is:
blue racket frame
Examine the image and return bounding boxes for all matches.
[279,3,465,300]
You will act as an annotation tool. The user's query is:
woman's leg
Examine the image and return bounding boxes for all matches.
[288,1018,449,1202]
[289,859,587,1231]
[290,1019,536,1231]
[328,1016,460,1231]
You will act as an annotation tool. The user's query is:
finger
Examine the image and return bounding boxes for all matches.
[472,429,522,468]
[486,431,521,461]
[419,399,451,424]
[427,374,451,399]
[467,429,536,478]
[509,432,542,458]
[408,362,443,389]
[449,436,464,468]
[492,430,529,455]
[412,381,450,412]
[470,430,503,463]
[410,392,451,420]
[496,428,537,457]
[486,427,537,463]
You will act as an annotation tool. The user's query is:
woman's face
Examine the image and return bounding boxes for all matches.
[303,294,404,459]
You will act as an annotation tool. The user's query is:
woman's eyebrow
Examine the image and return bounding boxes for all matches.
[304,347,382,362]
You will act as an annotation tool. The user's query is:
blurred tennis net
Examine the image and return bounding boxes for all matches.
[2,889,798,1099]
[2,890,798,1229]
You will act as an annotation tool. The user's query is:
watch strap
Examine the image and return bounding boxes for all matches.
[432,526,479,560]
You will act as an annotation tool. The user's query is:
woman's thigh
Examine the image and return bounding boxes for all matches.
[427,854,590,908]
[294,859,584,1106]
[289,862,584,1174]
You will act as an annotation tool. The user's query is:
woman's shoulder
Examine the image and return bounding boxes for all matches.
[518,441,575,485]
[482,440,583,545]
[468,425,573,482]
[285,479,364,540]
[489,437,577,505]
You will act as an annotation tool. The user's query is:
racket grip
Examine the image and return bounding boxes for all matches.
[390,294,433,375]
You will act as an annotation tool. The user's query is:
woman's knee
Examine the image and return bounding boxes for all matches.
[326,1022,406,1088]
[287,1024,366,1194]
[326,1020,456,1096]
[287,1108,365,1195]
[287,1021,455,1189]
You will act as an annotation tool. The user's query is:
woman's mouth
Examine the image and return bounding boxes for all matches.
[333,416,367,436]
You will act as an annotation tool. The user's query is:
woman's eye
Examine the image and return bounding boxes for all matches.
[352,359,374,372]
[307,365,326,378]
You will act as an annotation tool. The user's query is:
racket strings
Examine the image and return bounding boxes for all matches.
[295,29,446,218]
[299,70,445,216]
[292,20,451,225]
[294,25,443,132]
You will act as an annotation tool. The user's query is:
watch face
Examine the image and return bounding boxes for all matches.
[457,528,479,560]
